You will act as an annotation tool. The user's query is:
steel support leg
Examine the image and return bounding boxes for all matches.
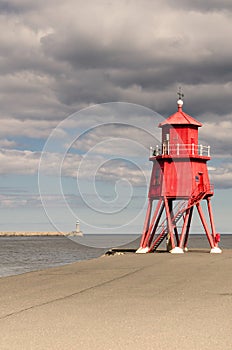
[207,198,217,246]
[196,203,214,248]
[142,199,163,248]
[147,201,165,247]
[184,207,193,249]
[174,227,180,246]
[179,208,190,248]
[140,199,153,247]
[169,200,180,246]
[164,197,175,249]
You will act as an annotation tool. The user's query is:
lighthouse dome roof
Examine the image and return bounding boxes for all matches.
[159,100,202,127]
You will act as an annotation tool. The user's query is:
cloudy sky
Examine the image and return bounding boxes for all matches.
[0,0,232,235]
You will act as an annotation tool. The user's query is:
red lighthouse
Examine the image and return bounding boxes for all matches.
[137,95,221,254]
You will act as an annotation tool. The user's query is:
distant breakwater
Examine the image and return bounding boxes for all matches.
[0,232,66,236]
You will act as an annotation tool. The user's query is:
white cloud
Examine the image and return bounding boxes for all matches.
[0,147,149,186]
[0,0,232,122]
[0,139,17,148]
[201,120,232,141]
[0,118,64,139]
[0,194,29,208]
[199,119,232,157]
[209,163,232,188]
[0,0,231,195]
[70,124,158,156]
[0,149,40,174]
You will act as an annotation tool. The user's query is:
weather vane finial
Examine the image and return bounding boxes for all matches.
[177,86,184,100]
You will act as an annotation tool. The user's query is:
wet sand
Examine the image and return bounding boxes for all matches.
[0,249,231,349]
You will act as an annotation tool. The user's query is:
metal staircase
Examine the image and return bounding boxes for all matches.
[149,200,187,251]
[149,186,207,251]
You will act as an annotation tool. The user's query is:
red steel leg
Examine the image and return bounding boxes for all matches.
[174,226,180,246]
[140,199,153,247]
[207,198,217,246]
[179,208,190,248]
[147,200,164,247]
[164,197,175,249]
[184,206,193,249]
[169,199,180,245]
[196,202,214,248]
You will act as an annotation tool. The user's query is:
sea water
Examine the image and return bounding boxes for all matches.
[0,234,231,278]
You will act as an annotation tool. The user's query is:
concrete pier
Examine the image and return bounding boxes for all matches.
[0,250,232,349]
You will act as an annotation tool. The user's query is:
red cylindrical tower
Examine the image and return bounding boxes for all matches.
[137,97,221,254]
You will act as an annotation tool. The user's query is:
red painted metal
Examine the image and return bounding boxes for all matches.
[148,203,165,250]
[207,198,217,245]
[138,99,220,252]
[196,203,214,248]
[164,197,175,249]
[140,199,153,247]
[184,206,193,249]
[159,109,202,127]
[145,200,164,247]
[178,208,190,248]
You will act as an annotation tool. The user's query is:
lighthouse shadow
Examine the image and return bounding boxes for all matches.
[108,234,217,254]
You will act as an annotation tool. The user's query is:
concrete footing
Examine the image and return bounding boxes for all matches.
[210,247,222,254]
[136,247,149,254]
[170,247,184,254]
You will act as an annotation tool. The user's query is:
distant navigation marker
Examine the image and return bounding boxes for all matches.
[75,221,83,235]
[67,220,83,236]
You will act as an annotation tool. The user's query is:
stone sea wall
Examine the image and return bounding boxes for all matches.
[0,232,66,236]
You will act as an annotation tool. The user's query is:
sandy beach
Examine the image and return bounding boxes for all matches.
[0,249,231,350]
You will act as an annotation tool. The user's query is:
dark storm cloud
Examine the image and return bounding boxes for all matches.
[0,1,30,14]
[107,61,232,90]
[166,0,232,12]
[0,0,231,120]
[0,0,57,14]
[0,1,232,170]
[36,1,232,118]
